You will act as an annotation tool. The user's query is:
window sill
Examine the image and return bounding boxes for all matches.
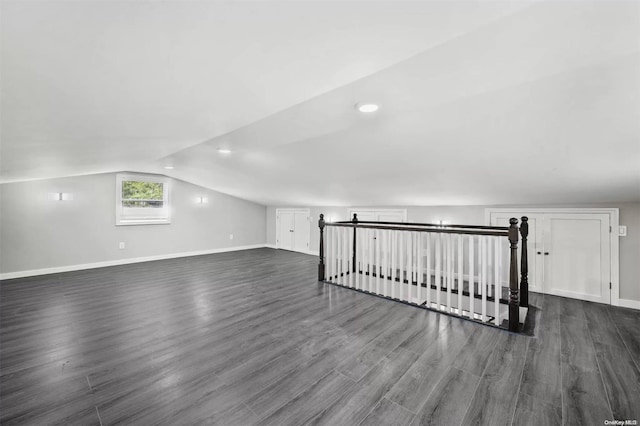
[116,218,171,226]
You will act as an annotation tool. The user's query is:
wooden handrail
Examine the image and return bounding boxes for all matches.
[325,222,509,237]
[333,219,508,232]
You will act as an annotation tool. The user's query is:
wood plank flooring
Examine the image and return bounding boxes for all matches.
[1,248,639,425]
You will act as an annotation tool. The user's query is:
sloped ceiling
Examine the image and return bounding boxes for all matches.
[1,0,639,206]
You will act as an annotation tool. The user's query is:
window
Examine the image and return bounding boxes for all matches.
[116,173,170,225]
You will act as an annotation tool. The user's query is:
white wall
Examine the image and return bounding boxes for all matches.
[266,203,640,303]
[0,173,266,275]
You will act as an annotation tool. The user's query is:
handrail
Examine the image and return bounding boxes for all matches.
[326,222,508,237]
[333,219,508,232]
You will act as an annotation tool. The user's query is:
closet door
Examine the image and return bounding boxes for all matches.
[293,212,310,253]
[542,213,610,304]
[277,212,294,251]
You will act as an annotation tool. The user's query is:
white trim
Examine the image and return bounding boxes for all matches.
[485,207,620,307]
[0,244,267,280]
[617,298,640,310]
[347,208,408,222]
[275,208,311,254]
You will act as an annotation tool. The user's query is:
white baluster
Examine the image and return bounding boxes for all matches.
[406,232,412,302]
[457,234,463,317]
[341,226,346,285]
[327,226,336,283]
[398,231,404,300]
[325,226,331,282]
[355,227,361,289]
[368,228,374,292]
[375,229,381,295]
[390,231,396,299]
[481,236,487,322]
[469,234,475,319]
[360,227,366,291]
[346,228,353,288]
[417,233,423,304]
[338,226,343,285]
[494,236,501,326]
[363,229,368,290]
[409,233,414,302]
[426,233,432,308]
[487,236,493,299]
[382,230,389,297]
[435,233,441,310]
[330,227,336,282]
[345,227,351,288]
[343,227,347,287]
[446,233,452,312]
[414,232,419,302]
[413,233,418,292]
[336,227,340,284]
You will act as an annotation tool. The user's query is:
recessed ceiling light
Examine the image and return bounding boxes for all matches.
[217,148,232,154]
[356,103,379,113]
[163,165,174,170]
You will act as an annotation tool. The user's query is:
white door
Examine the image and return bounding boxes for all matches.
[278,212,294,251]
[489,211,611,304]
[276,209,310,254]
[543,213,610,304]
[293,212,310,252]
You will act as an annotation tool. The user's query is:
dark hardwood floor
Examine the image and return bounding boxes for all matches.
[1,248,639,425]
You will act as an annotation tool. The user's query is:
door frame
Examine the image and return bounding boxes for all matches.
[347,208,407,222]
[485,207,620,306]
[276,208,311,254]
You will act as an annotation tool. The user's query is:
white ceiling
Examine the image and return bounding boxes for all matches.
[2,0,639,206]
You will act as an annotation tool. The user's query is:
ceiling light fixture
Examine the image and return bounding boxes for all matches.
[217,148,232,154]
[163,165,174,170]
[356,103,379,113]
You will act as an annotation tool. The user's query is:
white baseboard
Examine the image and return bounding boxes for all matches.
[617,298,640,310]
[0,244,268,280]
[265,244,277,249]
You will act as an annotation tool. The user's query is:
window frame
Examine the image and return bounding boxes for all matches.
[115,173,171,226]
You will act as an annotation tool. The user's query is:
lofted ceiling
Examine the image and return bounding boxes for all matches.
[1,0,639,206]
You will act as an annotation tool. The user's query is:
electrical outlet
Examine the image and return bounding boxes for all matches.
[229,234,234,240]
[119,242,125,250]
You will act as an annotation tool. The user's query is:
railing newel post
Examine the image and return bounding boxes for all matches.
[318,214,325,281]
[520,216,529,308]
[508,217,520,332]
[352,213,358,273]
